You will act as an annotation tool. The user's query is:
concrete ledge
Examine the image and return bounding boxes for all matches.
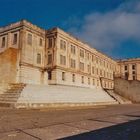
[15,102,118,109]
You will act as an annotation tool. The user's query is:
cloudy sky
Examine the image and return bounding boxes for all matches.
[0,0,140,59]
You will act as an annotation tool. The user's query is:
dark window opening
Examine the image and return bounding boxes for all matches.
[132,64,136,70]
[62,72,65,81]
[125,72,128,80]
[48,71,52,80]
[125,65,128,71]
[1,37,5,48]
[13,33,17,45]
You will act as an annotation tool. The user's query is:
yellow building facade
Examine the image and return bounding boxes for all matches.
[117,58,140,81]
[0,20,139,89]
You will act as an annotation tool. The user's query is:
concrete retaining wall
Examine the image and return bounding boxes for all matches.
[0,48,18,83]
[114,78,140,103]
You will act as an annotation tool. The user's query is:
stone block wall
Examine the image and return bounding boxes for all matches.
[114,78,140,103]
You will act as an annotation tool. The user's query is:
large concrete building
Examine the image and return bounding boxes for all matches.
[0,20,139,90]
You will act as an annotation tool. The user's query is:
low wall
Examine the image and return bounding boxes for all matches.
[114,78,140,103]
[0,48,18,83]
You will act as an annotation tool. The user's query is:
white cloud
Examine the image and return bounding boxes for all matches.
[66,0,140,56]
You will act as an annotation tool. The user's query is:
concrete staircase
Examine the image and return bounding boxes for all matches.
[16,85,118,108]
[0,83,26,107]
[105,89,132,104]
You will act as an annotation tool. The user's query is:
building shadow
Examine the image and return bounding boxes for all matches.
[60,118,140,140]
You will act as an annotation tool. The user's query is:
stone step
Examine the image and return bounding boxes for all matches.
[0,83,26,108]
[0,102,13,107]
[6,88,23,91]
[0,96,18,99]
[17,85,117,107]
[0,98,17,102]
[4,91,22,94]
[7,86,24,90]
[9,83,26,86]
[106,90,131,104]
[0,94,19,97]
[0,93,20,96]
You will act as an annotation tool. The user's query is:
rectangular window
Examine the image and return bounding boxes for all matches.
[60,40,66,50]
[48,54,52,64]
[93,79,95,85]
[125,65,128,71]
[96,68,98,75]
[87,65,90,73]
[39,38,43,46]
[98,60,100,66]
[71,45,76,54]
[37,53,41,64]
[1,37,6,48]
[133,76,136,80]
[60,55,66,65]
[81,76,84,84]
[104,71,106,77]
[80,49,84,58]
[103,61,105,67]
[125,72,128,80]
[132,64,136,70]
[132,71,135,74]
[27,33,32,45]
[86,52,90,60]
[106,63,108,68]
[92,66,94,74]
[97,80,99,86]
[88,78,90,85]
[62,72,65,81]
[96,57,98,64]
[80,62,84,71]
[48,71,52,80]
[13,33,17,45]
[92,55,94,62]
[48,38,53,48]
[70,59,76,68]
[72,74,75,82]
[100,69,102,76]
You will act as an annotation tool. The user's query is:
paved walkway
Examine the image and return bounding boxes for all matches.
[0,104,139,140]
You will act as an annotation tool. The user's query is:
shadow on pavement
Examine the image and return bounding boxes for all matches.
[60,119,140,140]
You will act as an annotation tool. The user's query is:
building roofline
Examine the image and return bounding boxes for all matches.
[47,27,116,63]
[0,19,45,34]
[117,57,140,62]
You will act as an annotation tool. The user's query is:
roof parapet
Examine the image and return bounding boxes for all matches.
[0,19,45,34]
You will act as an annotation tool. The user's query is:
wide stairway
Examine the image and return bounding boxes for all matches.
[16,84,118,108]
[0,83,26,107]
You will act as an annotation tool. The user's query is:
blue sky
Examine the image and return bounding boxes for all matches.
[0,0,140,59]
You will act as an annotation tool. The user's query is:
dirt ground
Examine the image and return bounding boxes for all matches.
[0,104,140,140]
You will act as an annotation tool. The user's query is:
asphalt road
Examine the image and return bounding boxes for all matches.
[0,104,139,140]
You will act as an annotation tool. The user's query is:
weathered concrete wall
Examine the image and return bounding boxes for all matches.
[0,48,18,83]
[114,78,140,103]
[0,83,9,94]
[19,65,48,85]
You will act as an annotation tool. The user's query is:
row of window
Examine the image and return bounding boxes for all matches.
[0,33,43,48]
[59,39,116,71]
[27,33,43,46]
[58,55,113,78]
[49,71,100,86]
[0,33,18,48]
[124,72,137,80]
[124,64,136,71]
[48,71,113,88]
